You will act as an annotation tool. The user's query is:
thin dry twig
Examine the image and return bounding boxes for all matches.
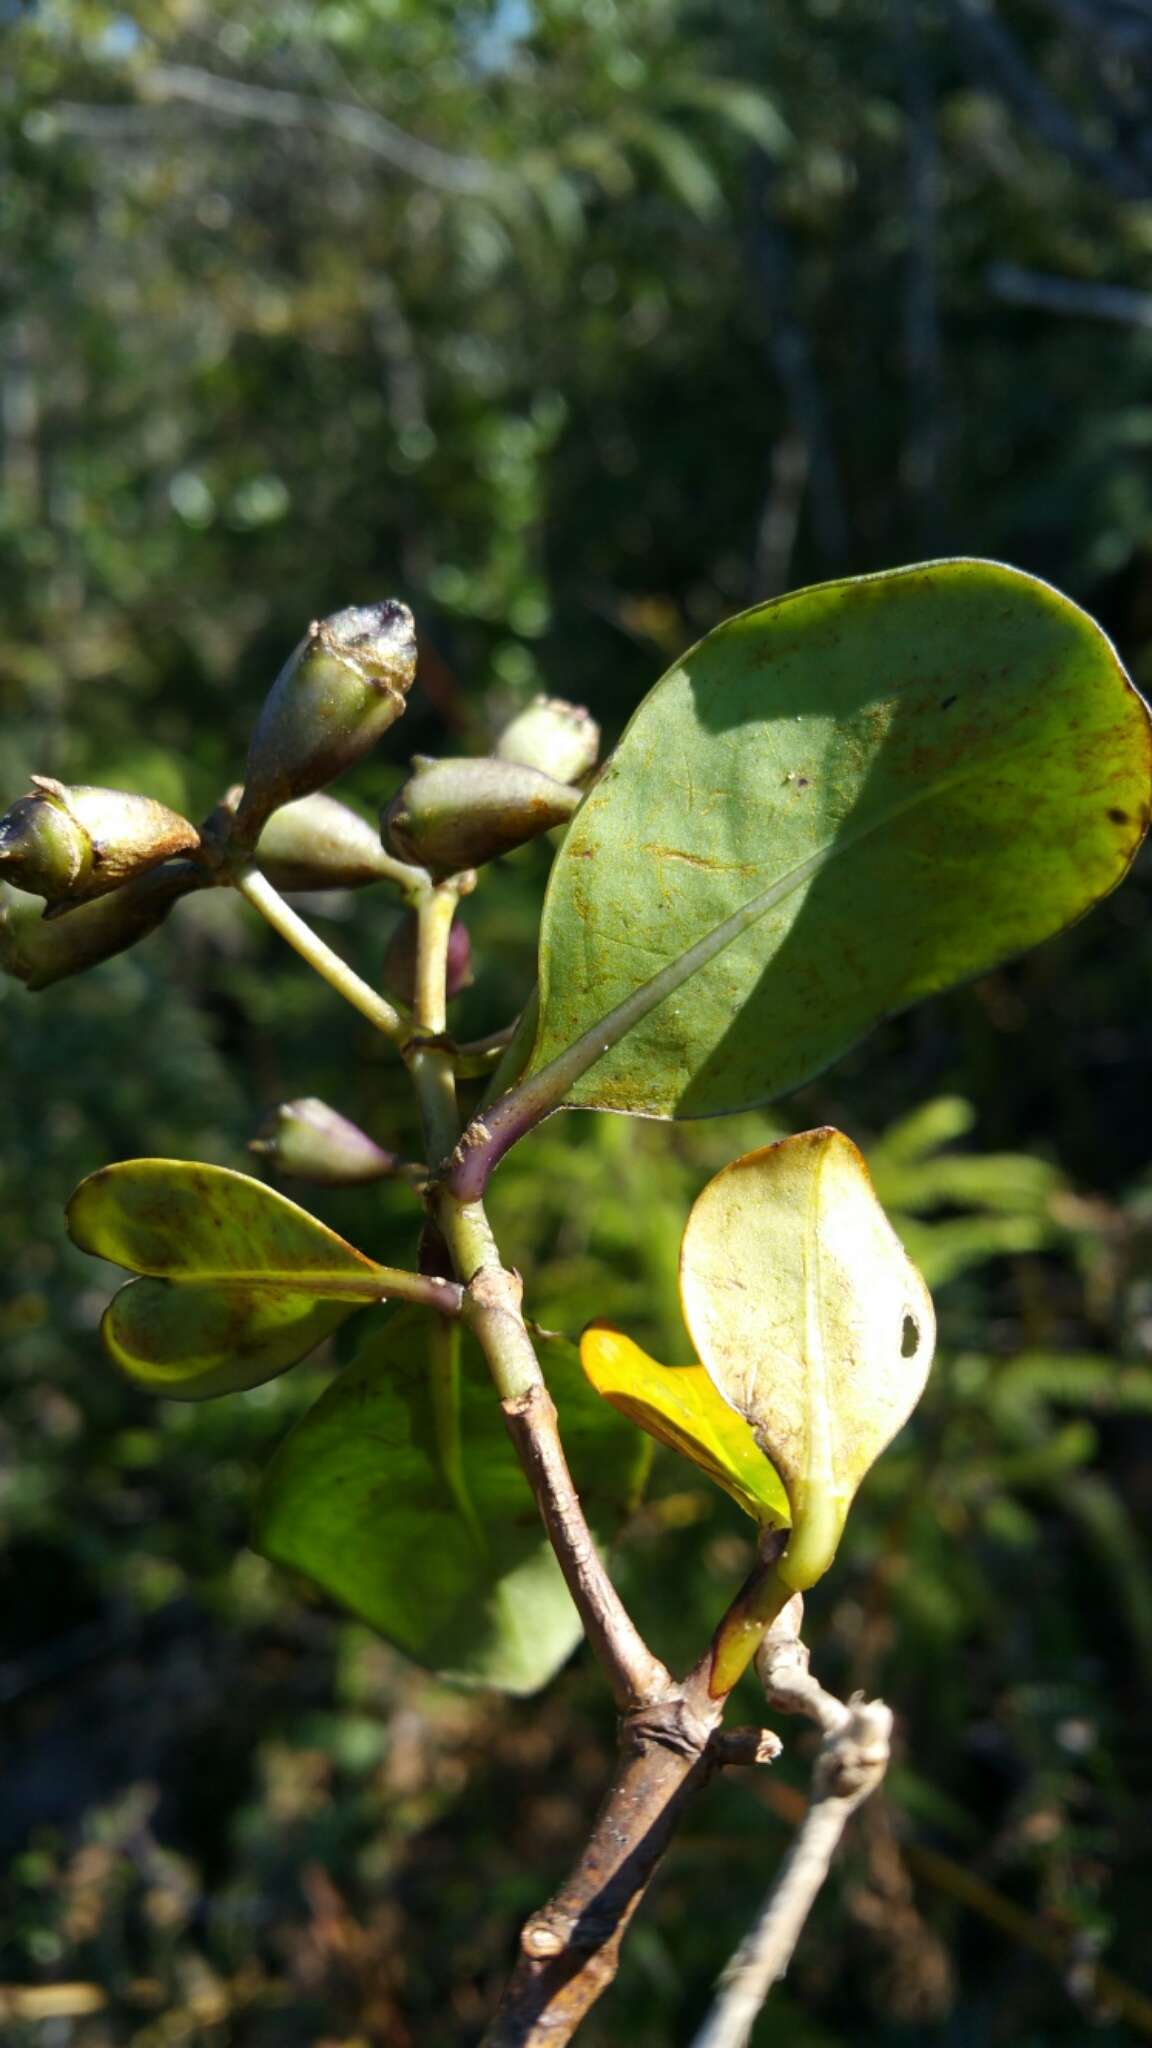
[690,1596,893,2048]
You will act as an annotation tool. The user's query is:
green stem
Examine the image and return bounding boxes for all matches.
[405,881,462,1170]
[440,1196,542,1401]
[414,885,456,1036]
[371,847,435,896]
[452,1022,520,1078]
[429,1315,484,1545]
[235,865,404,1039]
[707,1554,793,1698]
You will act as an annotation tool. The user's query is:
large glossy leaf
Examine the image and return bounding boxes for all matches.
[527,560,1151,1118]
[68,1160,386,1397]
[255,1312,646,1694]
[579,1322,790,1527]
[679,1129,935,1590]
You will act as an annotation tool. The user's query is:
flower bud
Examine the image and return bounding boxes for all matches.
[235,601,417,842]
[254,793,404,891]
[495,696,600,785]
[0,777,199,908]
[248,1098,404,1185]
[0,865,198,990]
[380,908,473,1006]
[382,757,581,880]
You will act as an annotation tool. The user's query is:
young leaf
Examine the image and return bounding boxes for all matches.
[67,1160,391,1397]
[525,560,1151,1120]
[579,1322,790,1528]
[254,1312,646,1695]
[679,1129,935,1590]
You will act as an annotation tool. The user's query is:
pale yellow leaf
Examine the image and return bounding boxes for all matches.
[679,1128,935,1589]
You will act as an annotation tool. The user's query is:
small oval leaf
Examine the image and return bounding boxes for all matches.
[579,1322,790,1528]
[68,1159,386,1397]
[101,1279,358,1399]
[679,1129,935,1590]
[68,1158,382,1285]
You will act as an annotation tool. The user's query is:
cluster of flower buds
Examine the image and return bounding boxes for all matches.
[249,1097,416,1186]
[232,601,417,846]
[382,756,582,881]
[252,792,408,892]
[0,863,203,989]
[0,777,200,912]
[0,580,604,995]
[494,694,600,786]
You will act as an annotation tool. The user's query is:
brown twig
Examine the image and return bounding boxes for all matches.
[481,1556,789,2047]
[500,1375,671,1712]
[690,1597,893,2048]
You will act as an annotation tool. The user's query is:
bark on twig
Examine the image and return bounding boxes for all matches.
[482,1663,781,2048]
[501,1379,670,1712]
[690,1598,893,2048]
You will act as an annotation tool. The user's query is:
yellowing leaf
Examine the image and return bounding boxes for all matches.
[679,1128,935,1590]
[579,1323,790,1528]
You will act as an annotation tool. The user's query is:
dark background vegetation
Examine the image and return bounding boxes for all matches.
[4,1,1152,2041]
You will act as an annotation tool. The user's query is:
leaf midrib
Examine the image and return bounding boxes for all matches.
[115,1267,390,1296]
[531,726,1074,1112]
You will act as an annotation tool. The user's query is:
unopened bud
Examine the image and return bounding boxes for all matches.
[0,865,198,990]
[0,777,199,908]
[254,793,404,891]
[382,757,580,880]
[235,601,417,842]
[495,696,600,785]
[381,909,473,1006]
[249,1098,404,1185]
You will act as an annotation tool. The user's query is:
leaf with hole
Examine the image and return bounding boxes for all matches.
[67,1159,391,1397]
[254,1312,647,1694]
[525,559,1151,1119]
[679,1128,935,1590]
[579,1322,790,1528]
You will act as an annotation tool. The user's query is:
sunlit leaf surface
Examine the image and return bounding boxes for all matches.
[679,1129,935,1589]
[529,560,1151,1118]
[579,1321,789,1527]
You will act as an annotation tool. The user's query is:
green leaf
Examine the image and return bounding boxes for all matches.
[67,1159,386,1397]
[527,560,1151,1120]
[579,1321,790,1527]
[670,79,792,156]
[866,1094,1063,1287]
[619,115,724,219]
[254,1311,646,1695]
[679,1129,935,1590]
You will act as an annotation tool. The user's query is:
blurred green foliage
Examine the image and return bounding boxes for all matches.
[4,0,1152,2041]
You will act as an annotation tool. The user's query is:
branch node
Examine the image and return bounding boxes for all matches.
[710,1726,784,1768]
[520,1920,567,1960]
[624,1695,714,1763]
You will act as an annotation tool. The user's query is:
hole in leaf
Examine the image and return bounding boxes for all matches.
[901,1314,920,1358]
